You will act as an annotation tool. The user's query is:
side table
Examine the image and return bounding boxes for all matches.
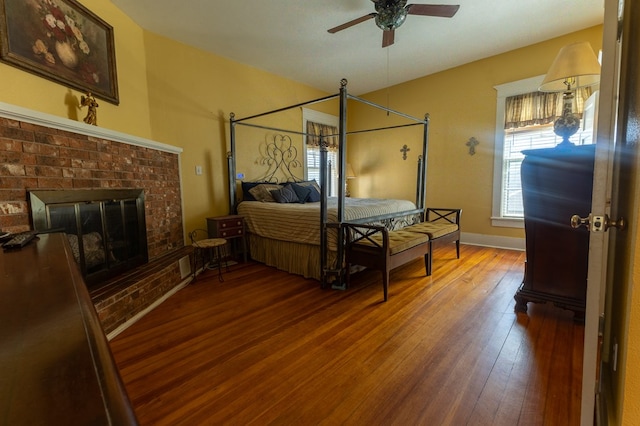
[207,215,247,262]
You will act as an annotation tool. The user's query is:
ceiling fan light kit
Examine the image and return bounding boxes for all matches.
[375,1,408,30]
[328,0,460,47]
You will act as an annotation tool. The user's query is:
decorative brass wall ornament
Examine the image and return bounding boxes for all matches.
[80,92,98,125]
[466,137,479,156]
[400,144,410,160]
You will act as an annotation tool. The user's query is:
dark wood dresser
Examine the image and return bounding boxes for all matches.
[0,233,137,425]
[514,144,596,318]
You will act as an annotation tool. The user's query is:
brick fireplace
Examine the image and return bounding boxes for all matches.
[0,102,188,335]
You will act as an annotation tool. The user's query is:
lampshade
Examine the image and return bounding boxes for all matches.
[539,42,601,92]
[346,163,356,179]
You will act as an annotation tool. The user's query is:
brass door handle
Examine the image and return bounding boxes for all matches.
[604,215,626,231]
[571,214,626,232]
[570,214,590,229]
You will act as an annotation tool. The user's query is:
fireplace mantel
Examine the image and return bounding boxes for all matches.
[0,101,182,155]
[0,99,185,259]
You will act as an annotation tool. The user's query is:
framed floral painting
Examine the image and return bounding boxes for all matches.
[0,0,119,104]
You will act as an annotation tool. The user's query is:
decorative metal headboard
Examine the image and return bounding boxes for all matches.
[254,133,302,183]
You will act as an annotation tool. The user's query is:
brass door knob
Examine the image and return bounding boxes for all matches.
[570,214,626,232]
[605,216,626,231]
[570,214,590,229]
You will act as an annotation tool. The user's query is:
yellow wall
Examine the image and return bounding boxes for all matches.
[349,26,603,239]
[140,32,332,233]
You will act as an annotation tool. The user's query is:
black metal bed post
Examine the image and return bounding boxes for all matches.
[416,155,424,211]
[319,135,328,288]
[419,114,430,220]
[322,79,349,290]
[337,79,348,223]
[228,113,237,214]
[331,78,349,290]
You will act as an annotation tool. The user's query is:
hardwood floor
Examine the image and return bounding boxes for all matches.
[110,245,584,425]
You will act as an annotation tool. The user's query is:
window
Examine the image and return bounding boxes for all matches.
[492,76,596,227]
[302,108,339,196]
[305,148,338,196]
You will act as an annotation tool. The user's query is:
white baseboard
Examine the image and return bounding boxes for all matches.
[460,232,525,251]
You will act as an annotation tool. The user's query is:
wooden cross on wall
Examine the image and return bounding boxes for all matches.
[400,144,410,160]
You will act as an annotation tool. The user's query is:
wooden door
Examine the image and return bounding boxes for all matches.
[581,0,640,423]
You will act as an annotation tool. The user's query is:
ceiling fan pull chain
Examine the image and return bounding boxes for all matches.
[387,47,390,115]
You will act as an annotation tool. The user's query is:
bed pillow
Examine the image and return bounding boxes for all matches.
[296,180,321,202]
[306,185,321,202]
[290,183,311,203]
[241,181,267,201]
[271,184,300,203]
[248,183,282,202]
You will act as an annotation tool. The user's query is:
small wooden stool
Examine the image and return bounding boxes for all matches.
[192,237,228,282]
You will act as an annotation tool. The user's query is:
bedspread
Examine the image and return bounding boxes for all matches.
[238,197,418,251]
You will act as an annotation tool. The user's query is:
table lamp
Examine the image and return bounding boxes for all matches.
[538,41,601,147]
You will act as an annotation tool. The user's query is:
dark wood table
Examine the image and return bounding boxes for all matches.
[207,215,247,262]
[0,233,137,425]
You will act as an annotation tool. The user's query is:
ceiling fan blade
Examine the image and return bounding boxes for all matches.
[382,29,395,48]
[406,4,460,18]
[328,13,377,33]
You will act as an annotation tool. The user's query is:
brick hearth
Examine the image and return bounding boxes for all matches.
[93,245,193,335]
[0,105,187,334]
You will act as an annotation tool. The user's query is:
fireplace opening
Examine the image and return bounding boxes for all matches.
[29,189,148,289]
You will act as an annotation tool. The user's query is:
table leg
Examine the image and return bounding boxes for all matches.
[215,245,224,282]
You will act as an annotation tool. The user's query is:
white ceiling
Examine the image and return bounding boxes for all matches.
[110,0,605,95]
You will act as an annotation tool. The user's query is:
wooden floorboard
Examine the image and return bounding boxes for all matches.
[109,244,584,425]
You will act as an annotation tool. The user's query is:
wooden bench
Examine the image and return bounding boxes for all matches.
[344,208,461,301]
[344,223,431,301]
[402,208,462,272]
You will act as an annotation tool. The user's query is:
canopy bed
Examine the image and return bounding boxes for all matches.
[227,79,430,289]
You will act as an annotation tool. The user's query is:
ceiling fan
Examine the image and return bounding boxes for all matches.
[328,0,460,48]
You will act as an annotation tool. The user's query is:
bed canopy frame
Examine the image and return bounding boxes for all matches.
[227,79,430,288]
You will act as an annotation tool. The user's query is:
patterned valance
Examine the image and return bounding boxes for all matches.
[504,87,592,129]
[306,121,339,151]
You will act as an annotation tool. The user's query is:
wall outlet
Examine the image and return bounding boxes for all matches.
[195,165,203,175]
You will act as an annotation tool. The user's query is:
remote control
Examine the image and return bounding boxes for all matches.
[2,232,36,250]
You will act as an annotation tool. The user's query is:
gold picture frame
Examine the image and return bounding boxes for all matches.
[0,0,119,104]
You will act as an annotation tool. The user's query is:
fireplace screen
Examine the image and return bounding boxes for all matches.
[29,189,148,287]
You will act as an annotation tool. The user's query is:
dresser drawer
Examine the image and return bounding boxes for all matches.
[218,227,244,238]
[207,215,245,239]
[217,217,243,230]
